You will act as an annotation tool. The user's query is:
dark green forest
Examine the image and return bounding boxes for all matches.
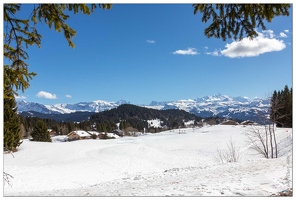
[90,104,202,132]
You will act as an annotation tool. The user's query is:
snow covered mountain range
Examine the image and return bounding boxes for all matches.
[17,100,129,114]
[17,94,270,121]
[149,95,270,121]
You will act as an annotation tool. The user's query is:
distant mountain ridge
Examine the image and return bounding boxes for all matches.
[148,94,270,121]
[17,94,271,122]
[17,99,129,114]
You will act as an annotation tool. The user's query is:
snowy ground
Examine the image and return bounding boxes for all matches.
[3,125,292,196]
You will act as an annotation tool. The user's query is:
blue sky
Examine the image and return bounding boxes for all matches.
[9,4,292,105]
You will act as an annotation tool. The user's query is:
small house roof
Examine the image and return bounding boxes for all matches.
[68,130,91,137]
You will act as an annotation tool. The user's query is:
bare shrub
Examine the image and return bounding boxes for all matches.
[3,172,13,186]
[4,149,15,186]
[245,124,278,159]
[213,138,241,164]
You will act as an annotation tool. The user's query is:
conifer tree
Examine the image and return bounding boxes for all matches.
[4,65,22,151]
[4,89,22,152]
[270,85,292,128]
[193,4,290,41]
[270,90,278,123]
[31,120,51,142]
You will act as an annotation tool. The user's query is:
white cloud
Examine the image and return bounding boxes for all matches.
[36,91,57,99]
[205,49,221,57]
[204,46,208,50]
[221,31,286,58]
[173,48,198,55]
[66,94,72,98]
[146,40,156,44]
[15,95,26,99]
[284,29,289,33]
[262,30,275,38]
[280,32,288,38]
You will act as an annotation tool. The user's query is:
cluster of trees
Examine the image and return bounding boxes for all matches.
[119,119,146,133]
[19,116,96,137]
[270,85,292,128]
[96,122,117,133]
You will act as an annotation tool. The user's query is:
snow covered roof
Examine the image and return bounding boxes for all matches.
[106,133,120,138]
[68,130,91,137]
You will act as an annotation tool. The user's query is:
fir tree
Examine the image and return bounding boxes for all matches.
[31,120,51,142]
[193,4,290,41]
[270,85,292,128]
[4,89,22,151]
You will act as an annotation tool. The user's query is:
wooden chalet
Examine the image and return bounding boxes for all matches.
[67,130,91,141]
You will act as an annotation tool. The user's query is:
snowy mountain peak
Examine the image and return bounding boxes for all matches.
[202,94,232,102]
[232,96,249,102]
[92,100,112,104]
[116,99,129,105]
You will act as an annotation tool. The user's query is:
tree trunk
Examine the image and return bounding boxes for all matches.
[271,124,278,158]
[265,126,269,159]
[268,125,274,158]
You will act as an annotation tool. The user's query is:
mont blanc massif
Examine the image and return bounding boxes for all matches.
[17,94,270,122]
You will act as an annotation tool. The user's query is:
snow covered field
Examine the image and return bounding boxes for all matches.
[3,125,292,196]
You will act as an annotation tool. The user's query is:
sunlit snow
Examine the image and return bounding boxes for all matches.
[4,125,292,196]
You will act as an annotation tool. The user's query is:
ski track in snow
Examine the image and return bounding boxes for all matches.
[4,125,292,197]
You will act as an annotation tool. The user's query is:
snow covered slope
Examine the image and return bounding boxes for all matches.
[17,100,55,114]
[4,125,292,196]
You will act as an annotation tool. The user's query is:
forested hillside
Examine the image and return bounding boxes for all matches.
[89,104,203,133]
